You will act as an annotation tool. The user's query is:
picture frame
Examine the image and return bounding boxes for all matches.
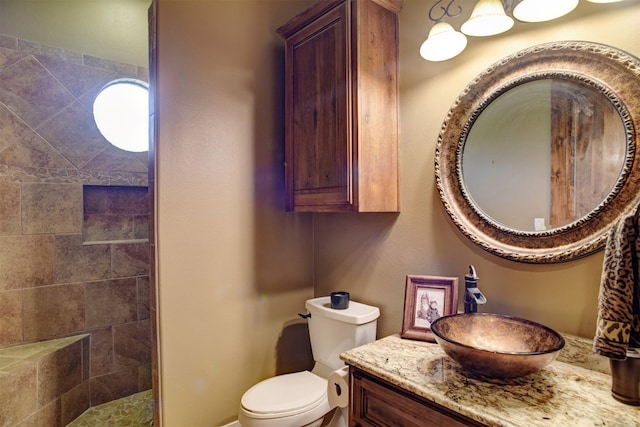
[401,275,459,342]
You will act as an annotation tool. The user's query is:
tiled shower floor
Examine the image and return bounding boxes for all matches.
[66,390,153,426]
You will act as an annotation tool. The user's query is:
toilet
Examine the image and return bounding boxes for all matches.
[238,296,380,427]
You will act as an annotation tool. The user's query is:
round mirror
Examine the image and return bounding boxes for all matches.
[436,41,640,263]
[463,78,626,232]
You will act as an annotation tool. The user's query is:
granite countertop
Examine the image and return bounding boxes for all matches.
[341,334,640,427]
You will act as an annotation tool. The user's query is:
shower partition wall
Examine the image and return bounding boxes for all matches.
[0,33,151,425]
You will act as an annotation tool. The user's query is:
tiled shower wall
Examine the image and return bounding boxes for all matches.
[0,33,151,406]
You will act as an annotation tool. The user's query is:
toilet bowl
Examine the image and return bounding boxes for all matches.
[238,371,330,427]
[237,296,379,427]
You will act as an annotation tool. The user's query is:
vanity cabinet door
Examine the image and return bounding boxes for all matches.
[277,0,401,212]
[350,368,486,427]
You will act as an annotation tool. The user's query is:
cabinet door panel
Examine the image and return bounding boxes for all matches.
[278,0,400,212]
[287,3,351,210]
[351,369,483,427]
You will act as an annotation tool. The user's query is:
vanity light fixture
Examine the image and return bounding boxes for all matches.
[420,0,468,61]
[420,21,468,61]
[420,0,622,62]
[512,0,578,22]
[460,0,514,37]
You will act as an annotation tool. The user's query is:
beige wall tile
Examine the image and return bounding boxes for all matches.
[38,341,83,407]
[0,179,20,235]
[0,364,37,426]
[138,363,152,391]
[81,335,90,381]
[60,381,90,426]
[88,326,114,377]
[112,243,149,278]
[81,144,148,173]
[0,104,73,170]
[0,290,22,346]
[137,276,150,320]
[83,55,138,75]
[23,284,85,341]
[89,366,139,406]
[83,214,135,242]
[82,185,149,242]
[86,279,137,328]
[0,56,75,129]
[84,185,148,216]
[0,133,73,170]
[15,399,63,427]
[37,101,108,169]
[113,320,150,370]
[0,235,55,290]
[133,215,149,240]
[83,185,110,213]
[0,38,22,60]
[19,40,82,64]
[107,171,149,187]
[106,186,149,215]
[36,55,114,98]
[55,234,110,283]
[22,183,82,234]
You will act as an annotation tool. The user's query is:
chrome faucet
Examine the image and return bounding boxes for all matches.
[464,265,487,313]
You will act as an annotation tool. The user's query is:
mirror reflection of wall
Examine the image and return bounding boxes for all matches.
[464,80,551,231]
[463,78,626,232]
[548,80,626,229]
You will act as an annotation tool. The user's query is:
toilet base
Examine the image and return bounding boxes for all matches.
[238,418,324,427]
[326,407,348,427]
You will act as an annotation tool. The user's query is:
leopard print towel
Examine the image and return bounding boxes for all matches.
[593,211,640,360]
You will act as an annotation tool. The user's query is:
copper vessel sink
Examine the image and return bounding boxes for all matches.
[430,313,565,379]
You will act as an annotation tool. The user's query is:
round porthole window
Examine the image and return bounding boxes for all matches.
[93,78,149,153]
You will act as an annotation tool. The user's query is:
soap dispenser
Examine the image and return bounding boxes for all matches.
[464,265,487,313]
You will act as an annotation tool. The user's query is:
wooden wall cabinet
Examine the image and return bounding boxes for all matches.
[277,0,401,212]
[350,368,486,427]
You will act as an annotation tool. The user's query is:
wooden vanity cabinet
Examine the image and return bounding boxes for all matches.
[276,0,401,212]
[350,367,487,427]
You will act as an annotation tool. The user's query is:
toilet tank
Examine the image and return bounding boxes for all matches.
[305,296,379,374]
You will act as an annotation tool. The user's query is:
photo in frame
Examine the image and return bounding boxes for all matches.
[401,275,459,342]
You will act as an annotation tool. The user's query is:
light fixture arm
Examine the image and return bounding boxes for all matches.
[429,0,463,22]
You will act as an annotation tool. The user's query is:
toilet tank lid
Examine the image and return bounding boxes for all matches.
[306,297,380,325]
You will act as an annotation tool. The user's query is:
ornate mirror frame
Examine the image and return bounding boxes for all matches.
[435,41,640,263]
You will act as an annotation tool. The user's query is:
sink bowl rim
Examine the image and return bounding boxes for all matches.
[430,312,566,356]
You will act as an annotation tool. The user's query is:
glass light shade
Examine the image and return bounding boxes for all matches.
[93,79,150,153]
[513,0,579,22]
[420,22,468,62]
[461,0,514,37]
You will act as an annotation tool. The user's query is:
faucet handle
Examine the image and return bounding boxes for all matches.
[465,265,479,290]
[466,265,479,282]
[463,265,486,313]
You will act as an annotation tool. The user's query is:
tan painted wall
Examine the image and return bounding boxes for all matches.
[0,0,150,67]
[154,1,315,425]
[155,0,640,425]
[315,1,640,340]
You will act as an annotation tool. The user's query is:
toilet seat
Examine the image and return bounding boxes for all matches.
[241,371,327,417]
